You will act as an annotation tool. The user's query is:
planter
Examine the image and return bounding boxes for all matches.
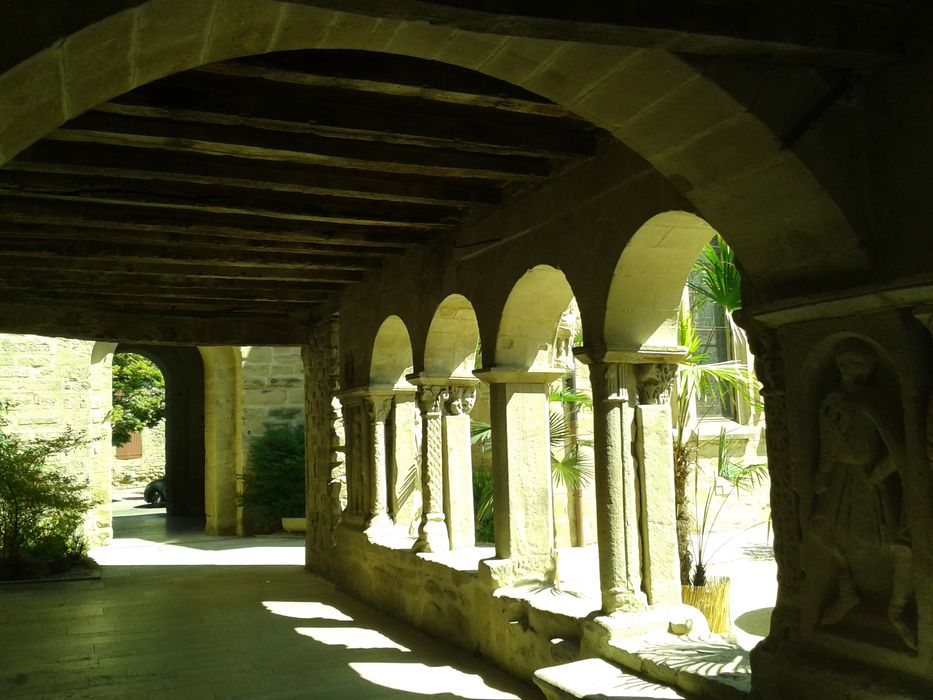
[280,517,306,534]
[682,576,731,633]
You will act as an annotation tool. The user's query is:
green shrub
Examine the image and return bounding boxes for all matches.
[238,424,305,532]
[473,469,494,544]
[111,353,165,446]
[0,403,97,579]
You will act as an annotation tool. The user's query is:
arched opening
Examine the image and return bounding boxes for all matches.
[368,316,418,535]
[424,294,481,551]
[114,344,205,522]
[604,211,773,649]
[110,350,168,506]
[485,265,594,580]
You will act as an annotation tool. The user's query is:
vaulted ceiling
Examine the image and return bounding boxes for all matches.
[0,50,609,338]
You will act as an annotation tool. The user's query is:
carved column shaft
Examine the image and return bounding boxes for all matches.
[413,384,450,552]
[339,397,368,529]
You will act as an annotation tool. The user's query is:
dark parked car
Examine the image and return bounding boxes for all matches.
[144,478,166,506]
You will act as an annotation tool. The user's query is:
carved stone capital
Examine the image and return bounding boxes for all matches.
[417,384,449,417]
[446,385,477,415]
[590,362,628,405]
[364,394,394,424]
[634,362,677,405]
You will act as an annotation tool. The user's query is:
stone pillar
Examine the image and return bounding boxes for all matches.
[305,317,342,574]
[444,382,478,549]
[475,368,562,581]
[412,383,450,553]
[634,362,681,606]
[588,360,646,612]
[364,391,394,534]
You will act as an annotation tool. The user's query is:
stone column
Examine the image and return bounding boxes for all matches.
[338,394,367,530]
[364,391,394,534]
[475,368,563,582]
[634,362,681,606]
[588,360,647,612]
[444,382,478,549]
[412,383,450,553]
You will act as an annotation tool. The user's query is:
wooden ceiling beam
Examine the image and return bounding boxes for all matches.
[0,268,343,297]
[0,223,399,258]
[0,256,364,284]
[0,170,467,229]
[9,142,503,207]
[196,59,572,119]
[54,111,551,181]
[0,195,431,249]
[0,239,380,272]
[5,292,322,315]
[104,75,598,158]
[0,302,310,346]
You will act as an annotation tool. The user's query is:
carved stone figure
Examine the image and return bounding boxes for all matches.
[801,338,915,649]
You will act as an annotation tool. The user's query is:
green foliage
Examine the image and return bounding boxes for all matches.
[112,353,165,446]
[0,402,97,579]
[237,424,305,530]
[548,411,594,492]
[472,469,494,544]
[687,234,742,313]
[690,428,767,586]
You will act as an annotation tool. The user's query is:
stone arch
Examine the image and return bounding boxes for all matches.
[0,1,866,296]
[497,265,576,371]
[604,211,719,352]
[370,315,414,388]
[423,294,480,379]
[115,343,205,519]
[199,346,242,535]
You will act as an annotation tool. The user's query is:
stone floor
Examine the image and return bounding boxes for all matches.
[0,490,539,699]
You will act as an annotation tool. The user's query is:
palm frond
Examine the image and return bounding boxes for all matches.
[688,234,742,313]
[470,419,492,450]
[550,442,594,491]
[548,410,572,448]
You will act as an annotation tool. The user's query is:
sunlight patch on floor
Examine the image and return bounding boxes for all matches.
[296,627,410,651]
[90,540,304,565]
[263,600,353,621]
[349,662,521,699]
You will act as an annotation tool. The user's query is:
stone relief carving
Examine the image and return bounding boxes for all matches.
[634,362,676,405]
[800,338,916,650]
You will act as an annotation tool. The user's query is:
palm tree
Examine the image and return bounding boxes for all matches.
[673,235,760,585]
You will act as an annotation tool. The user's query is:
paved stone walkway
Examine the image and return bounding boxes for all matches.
[0,492,538,699]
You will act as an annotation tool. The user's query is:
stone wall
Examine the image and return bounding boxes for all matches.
[111,421,165,487]
[241,346,305,440]
[0,334,111,545]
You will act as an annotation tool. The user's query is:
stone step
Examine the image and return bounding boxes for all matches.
[533,658,686,699]
[603,632,751,700]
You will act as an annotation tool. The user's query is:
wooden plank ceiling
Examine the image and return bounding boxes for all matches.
[0,50,608,334]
